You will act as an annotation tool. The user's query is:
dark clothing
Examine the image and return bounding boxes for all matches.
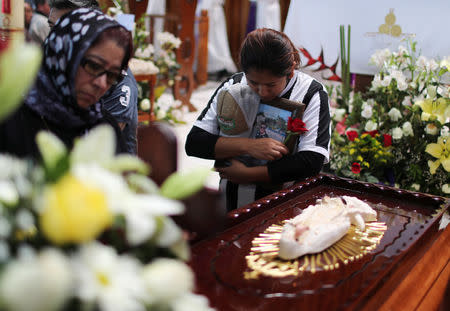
[0,104,124,159]
[186,70,330,210]
[101,69,138,154]
[0,9,130,158]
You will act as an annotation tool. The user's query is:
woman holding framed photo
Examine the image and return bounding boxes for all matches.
[185,28,331,211]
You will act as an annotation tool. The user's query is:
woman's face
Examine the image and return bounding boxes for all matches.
[245,68,289,102]
[74,39,125,110]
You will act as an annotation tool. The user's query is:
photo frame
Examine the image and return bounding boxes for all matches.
[235,98,306,168]
[250,98,306,154]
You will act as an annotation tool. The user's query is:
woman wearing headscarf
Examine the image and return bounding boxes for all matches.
[0,8,133,158]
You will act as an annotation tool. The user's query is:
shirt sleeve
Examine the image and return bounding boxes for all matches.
[101,73,138,124]
[192,76,237,134]
[296,88,331,163]
[185,126,220,159]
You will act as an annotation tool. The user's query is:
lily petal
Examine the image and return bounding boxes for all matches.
[425,143,443,158]
[428,159,441,174]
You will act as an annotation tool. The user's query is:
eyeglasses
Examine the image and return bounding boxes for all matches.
[80,57,125,86]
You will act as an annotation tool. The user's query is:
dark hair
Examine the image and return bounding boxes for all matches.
[239,28,301,77]
[91,26,133,70]
[49,0,99,10]
[34,0,48,6]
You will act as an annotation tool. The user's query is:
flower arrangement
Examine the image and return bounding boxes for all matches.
[329,40,450,196]
[132,16,182,120]
[0,126,214,311]
[0,36,214,311]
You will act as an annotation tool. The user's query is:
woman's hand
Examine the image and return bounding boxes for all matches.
[216,159,270,184]
[248,138,289,161]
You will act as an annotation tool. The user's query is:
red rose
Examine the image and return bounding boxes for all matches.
[346,130,358,141]
[364,130,379,137]
[383,134,392,147]
[351,162,361,174]
[287,117,308,134]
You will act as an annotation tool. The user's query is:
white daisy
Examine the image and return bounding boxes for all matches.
[71,242,146,311]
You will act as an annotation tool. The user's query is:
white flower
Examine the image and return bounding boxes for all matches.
[402,96,412,107]
[142,258,194,304]
[397,79,408,91]
[388,107,402,121]
[360,101,373,119]
[426,85,437,99]
[128,58,159,75]
[0,248,72,311]
[369,48,391,68]
[371,74,383,89]
[72,164,184,246]
[156,32,182,49]
[140,98,150,111]
[440,56,450,70]
[155,216,183,247]
[437,86,449,98]
[442,184,450,194]
[364,120,377,132]
[0,180,19,205]
[0,155,27,180]
[71,242,146,311]
[171,109,184,121]
[0,216,12,238]
[411,184,420,191]
[156,108,166,120]
[392,127,403,139]
[15,208,35,230]
[381,75,392,87]
[425,124,439,135]
[134,44,154,59]
[171,293,215,311]
[416,56,439,71]
[416,56,428,70]
[402,121,414,136]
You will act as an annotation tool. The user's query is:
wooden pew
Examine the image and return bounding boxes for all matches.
[137,123,226,242]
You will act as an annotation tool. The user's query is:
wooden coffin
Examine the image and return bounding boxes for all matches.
[189,174,449,310]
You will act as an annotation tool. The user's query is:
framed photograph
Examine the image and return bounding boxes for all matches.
[250,98,306,153]
[237,98,306,167]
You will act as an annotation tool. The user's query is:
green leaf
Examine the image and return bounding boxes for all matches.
[159,167,212,200]
[36,131,68,171]
[155,85,166,100]
[0,41,41,122]
[70,125,115,165]
[103,154,150,175]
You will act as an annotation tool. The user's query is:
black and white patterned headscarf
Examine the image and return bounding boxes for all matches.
[24,8,129,129]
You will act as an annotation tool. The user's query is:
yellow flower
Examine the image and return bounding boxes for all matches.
[40,174,113,244]
[425,137,450,174]
[417,98,449,124]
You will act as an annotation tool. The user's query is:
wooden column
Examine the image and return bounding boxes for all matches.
[167,0,197,112]
[195,9,209,86]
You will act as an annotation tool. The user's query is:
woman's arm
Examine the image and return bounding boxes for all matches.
[185,126,288,160]
[216,151,324,184]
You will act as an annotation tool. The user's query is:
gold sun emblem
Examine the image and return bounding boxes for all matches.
[379,9,402,37]
[244,221,387,280]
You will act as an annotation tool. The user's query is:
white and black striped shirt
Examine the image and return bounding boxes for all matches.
[186,70,331,210]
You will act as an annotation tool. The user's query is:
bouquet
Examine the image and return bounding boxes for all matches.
[329,40,450,196]
[132,16,182,120]
[0,125,214,311]
[0,36,214,311]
